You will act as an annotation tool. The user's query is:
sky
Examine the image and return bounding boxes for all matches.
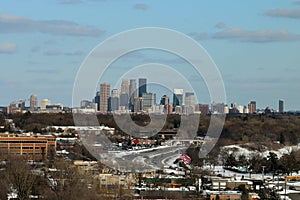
[1,0,300,110]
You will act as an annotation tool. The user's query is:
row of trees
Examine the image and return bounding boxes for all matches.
[220,150,300,176]
[5,112,300,147]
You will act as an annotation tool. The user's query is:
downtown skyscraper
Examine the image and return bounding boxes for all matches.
[173,89,184,109]
[129,79,137,111]
[120,79,129,109]
[100,83,110,113]
[138,78,147,97]
[30,94,38,110]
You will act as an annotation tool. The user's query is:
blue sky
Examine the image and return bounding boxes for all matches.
[1,0,300,110]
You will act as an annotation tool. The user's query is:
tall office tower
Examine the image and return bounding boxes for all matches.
[120,94,129,109]
[185,92,195,107]
[111,89,119,98]
[142,93,156,111]
[121,79,129,95]
[129,79,137,111]
[211,102,225,114]
[173,89,184,109]
[30,94,38,110]
[231,102,237,109]
[40,99,51,110]
[109,97,119,112]
[94,91,100,111]
[134,97,143,112]
[109,89,119,111]
[248,101,257,114]
[100,83,110,113]
[279,99,284,113]
[160,95,169,106]
[184,92,195,115]
[138,78,147,97]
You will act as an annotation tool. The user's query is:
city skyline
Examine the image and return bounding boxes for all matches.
[2,79,288,114]
[1,1,300,110]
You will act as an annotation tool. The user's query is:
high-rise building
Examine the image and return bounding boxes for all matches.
[120,94,129,109]
[121,79,129,95]
[30,94,38,110]
[231,102,237,109]
[109,89,119,111]
[185,92,195,107]
[40,99,51,110]
[100,83,110,113]
[211,102,225,114]
[111,89,119,98]
[173,89,184,109]
[134,97,143,112]
[94,91,100,111]
[243,106,249,114]
[248,101,257,114]
[184,92,195,115]
[142,93,156,111]
[138,78,147,97]
[279,99,284,113]
[160,95,169,106]
[129,79,137,111]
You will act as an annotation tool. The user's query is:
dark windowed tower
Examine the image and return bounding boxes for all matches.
[279,99,284,113]
[138,78,147,97]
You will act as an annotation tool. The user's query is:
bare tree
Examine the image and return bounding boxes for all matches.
[0,156,38,200]
[47,158,99,200]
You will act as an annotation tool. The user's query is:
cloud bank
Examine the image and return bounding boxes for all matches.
[265,8,300,19]
[0,14,105,37]
[213,28,300,43]
[0,42,17,54]
[133,4,149,11]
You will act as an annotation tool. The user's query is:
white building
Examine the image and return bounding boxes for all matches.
[40,99,51,110]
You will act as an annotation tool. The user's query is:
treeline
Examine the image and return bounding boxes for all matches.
[219,114,300,147]
[3,112,300,148]
[220,150,300,176]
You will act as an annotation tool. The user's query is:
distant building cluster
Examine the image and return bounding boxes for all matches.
[75,78,286,115]
[0,78,286,115]
[4,94,69,114]
[75,78,206,115]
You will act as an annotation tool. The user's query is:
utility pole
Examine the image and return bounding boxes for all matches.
[262,166,266,181]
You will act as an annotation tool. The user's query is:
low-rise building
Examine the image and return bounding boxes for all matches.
[0,133,56,161]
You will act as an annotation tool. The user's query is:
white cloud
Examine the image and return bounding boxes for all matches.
[133,4,149,11]
[44,49,62,56]
[0,14,105,37]
[294,1,300,5]
[265,8,300,19]
[43,49,84,56]
[188,32,209,40]
[59,0,83,4]
[215,22,226,29]
[64,50,84,56]
[213,27,300,43]
[0,42,17,54]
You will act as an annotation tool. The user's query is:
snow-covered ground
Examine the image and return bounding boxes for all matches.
[222,143,300,159]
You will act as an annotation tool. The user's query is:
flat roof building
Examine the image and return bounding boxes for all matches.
[0,134,56,161]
